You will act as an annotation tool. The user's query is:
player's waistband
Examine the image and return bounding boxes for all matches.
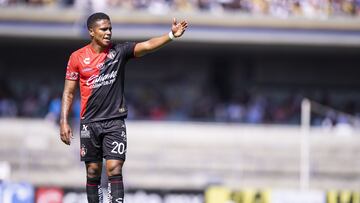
[80,115,127,124]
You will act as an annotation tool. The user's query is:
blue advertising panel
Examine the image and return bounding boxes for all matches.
[0,182,34,203]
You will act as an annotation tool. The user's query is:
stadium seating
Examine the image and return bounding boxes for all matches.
[1,119,359,190]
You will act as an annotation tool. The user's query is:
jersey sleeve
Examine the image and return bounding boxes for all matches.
[65,53,79,81]
[121,42,136,60]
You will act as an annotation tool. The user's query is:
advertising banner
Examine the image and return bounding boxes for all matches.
[4,182,360,203]
[205,186,270,203]
[0,182,34,203]
[62,188,87,203]
[272,189,324,203]
[35,187,63,203]
[35,187,203,203]
[124,189,203,203]
[205,186,327,203]
[327,190,360,203]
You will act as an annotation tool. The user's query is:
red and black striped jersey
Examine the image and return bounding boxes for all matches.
[65,42,136,123]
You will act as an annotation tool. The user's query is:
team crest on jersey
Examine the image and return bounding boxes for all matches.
[97,62,104,70]
[80,144,87,157]
[84,57,90,65]
[107,50,116,59]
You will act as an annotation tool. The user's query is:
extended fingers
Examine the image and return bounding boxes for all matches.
[179,21,188,29]
[172,19,188,37]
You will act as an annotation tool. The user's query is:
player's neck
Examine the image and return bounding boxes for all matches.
[90,42,108,54]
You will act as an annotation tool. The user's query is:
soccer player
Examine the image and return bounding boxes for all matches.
[59,12,188,203]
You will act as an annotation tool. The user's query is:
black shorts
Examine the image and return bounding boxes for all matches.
[79,118,127,162]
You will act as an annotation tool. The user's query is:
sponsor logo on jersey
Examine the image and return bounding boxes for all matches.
[66,71,79,80]
[82,67,92,72]
[80,125,90,138]
[86,70,118,89]
[82,125,88,131]
[84,57,90,65]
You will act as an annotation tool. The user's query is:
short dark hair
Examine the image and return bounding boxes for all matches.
[86,12,110,30]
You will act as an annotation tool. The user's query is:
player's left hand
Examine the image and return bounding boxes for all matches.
[171,18,188,38]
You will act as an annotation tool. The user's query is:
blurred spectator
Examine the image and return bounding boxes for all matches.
[0,76,359,127]
[59,0,75,7]
[45,94,62,124]
[0,0,15,6]
[148,0,170,14]
[268,0,291,18]
[21,94,39,117]
[1,70,360,127]
[172,0,195,12]
[227,101,245,122]
[0,80,17,117]
[0,98,17,117]
[251,0,269,15]
[272,94,300,124]
[218,0,241,11]
[291,0,303,16]
[1,0,359,18]
[107,0,121,7]
[197,0,211,10]
[245,95,267,123]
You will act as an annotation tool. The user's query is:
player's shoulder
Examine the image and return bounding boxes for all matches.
[112,42,136,50]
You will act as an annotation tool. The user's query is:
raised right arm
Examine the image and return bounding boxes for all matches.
[60,79,77,145]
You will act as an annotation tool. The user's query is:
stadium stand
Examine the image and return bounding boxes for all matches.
[0,0,359,18]
[1,119,360,190]
[0,119,84,186]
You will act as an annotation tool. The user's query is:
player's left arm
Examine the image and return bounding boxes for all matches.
[134,18,188,57]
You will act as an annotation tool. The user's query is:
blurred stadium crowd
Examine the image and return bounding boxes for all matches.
[0,79,357,126]
[0,0,359,18]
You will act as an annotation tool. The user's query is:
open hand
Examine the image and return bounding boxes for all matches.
[171,18,188,38]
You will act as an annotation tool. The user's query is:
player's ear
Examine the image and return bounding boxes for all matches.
[89,28,95,38]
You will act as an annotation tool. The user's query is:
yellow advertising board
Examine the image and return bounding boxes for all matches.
[205,186,271,203]
[327,190,360,203]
